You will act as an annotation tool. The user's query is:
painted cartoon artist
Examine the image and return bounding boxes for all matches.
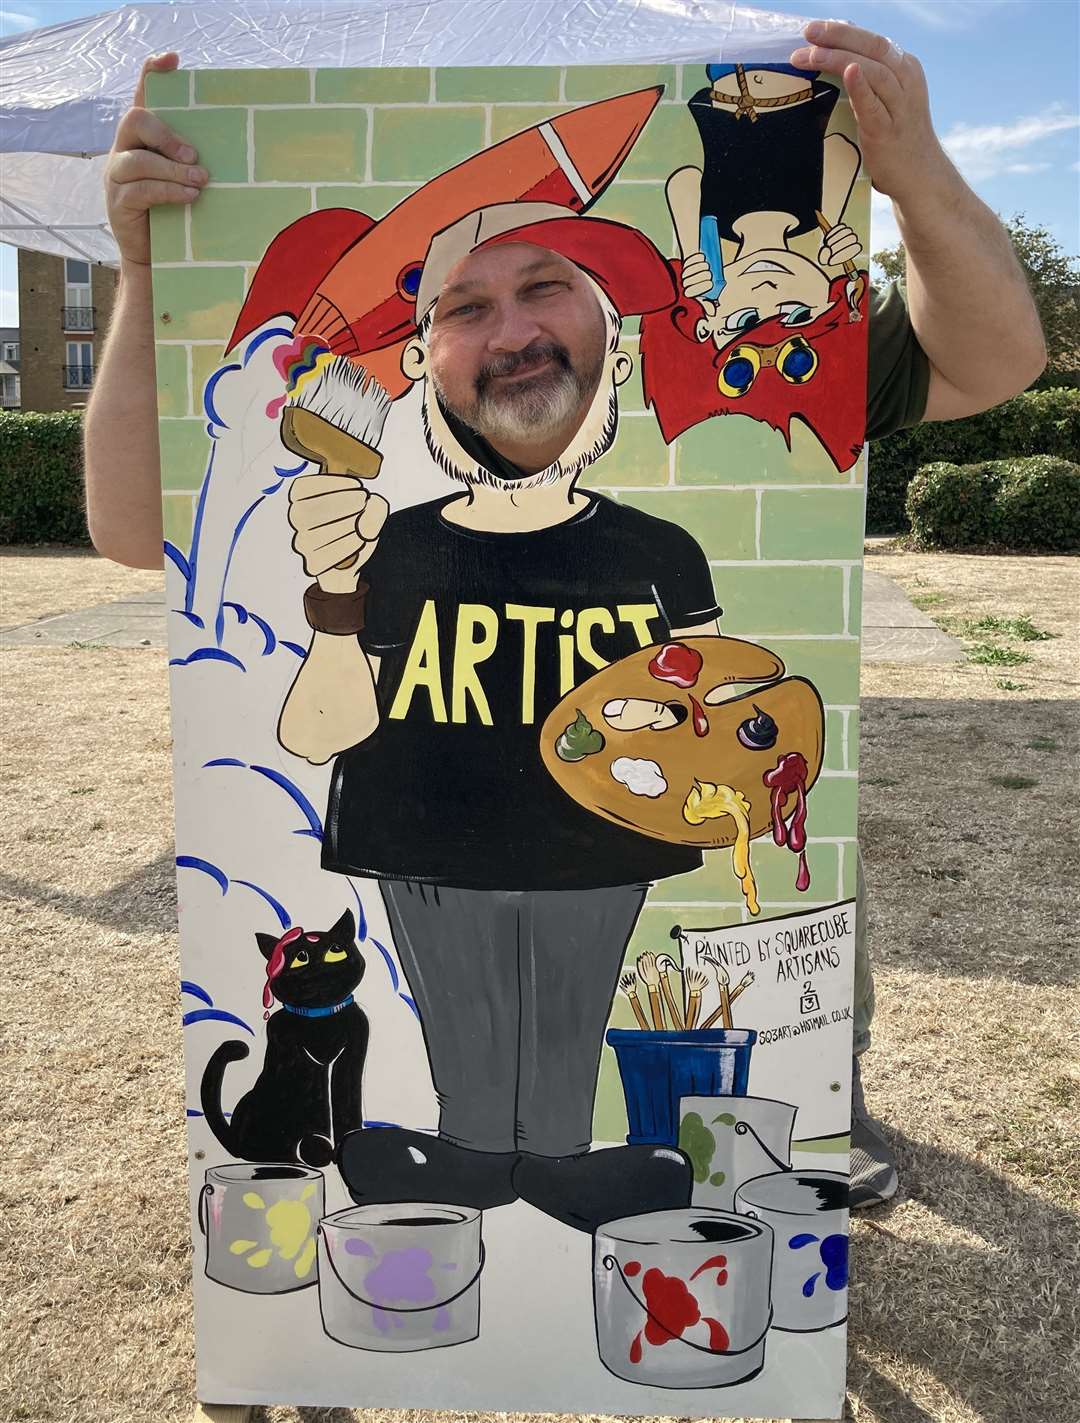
[87,20,1047,1223]
[278,201,720,1231]
[642,57,868,470]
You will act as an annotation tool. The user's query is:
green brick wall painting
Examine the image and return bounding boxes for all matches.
[150,63,867,1418]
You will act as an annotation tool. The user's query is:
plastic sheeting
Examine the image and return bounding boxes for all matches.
[0,0,810,262]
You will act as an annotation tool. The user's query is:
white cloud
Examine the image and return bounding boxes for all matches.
[942,107,1080,182]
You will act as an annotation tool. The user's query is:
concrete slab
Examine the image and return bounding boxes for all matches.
[0,569,965,663]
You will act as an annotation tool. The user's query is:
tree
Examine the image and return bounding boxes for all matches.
[873,214,1080,389]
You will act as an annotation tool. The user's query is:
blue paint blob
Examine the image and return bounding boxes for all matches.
[788,1232,818,1251]
[820,1233,849,1290]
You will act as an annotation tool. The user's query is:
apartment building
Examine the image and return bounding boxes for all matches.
[0,326,19,409]
[16,250,118,411]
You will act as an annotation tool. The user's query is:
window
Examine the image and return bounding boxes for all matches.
[3,342,17,362]
[64,259,93,331]
[64,341,93,388]
[1,373,19,407]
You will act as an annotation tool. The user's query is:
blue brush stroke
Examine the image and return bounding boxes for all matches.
[172,609,204,629]
[233,878,291,931]
[185,439,216,615]
[363,1120,402,1130]
[176,855,229,894]
[187,1109,233,1118]
[204,757,245,768]
[163,542,191,582]
[275,458,308,478]
[371,937,398,992]
[292,828,323,840]
[281,640,306,658]
[203,361,242,429]
[250,765,324,838]
[243,326,295,364]
[247,611,276,655]
[789,1233,818,1250]
[399,994,419,1020]
[349,886,368,943]
[802,1271,822,1298]
[214,495,266,646]
[224,600,248,624]
[183,1006,255,1036]
[180,980,213,1007]
[170,647,246,671]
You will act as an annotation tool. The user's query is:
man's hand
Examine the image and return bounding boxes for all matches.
[819,222,863,269]
[105,53,208,267]
[679,251,717,302]
[791,21,951,202]
[288,476,390,594]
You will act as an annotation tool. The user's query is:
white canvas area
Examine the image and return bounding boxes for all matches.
[189,1125,846,1416]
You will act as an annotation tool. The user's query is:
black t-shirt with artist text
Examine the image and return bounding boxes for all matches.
[322,493,723,890]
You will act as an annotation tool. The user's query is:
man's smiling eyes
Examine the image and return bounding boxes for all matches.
[442,280,570,321]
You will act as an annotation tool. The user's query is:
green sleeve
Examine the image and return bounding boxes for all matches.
[866,280,931,440]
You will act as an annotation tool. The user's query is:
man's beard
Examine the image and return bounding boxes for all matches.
[433,338,604,447]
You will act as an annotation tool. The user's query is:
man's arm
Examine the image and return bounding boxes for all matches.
[793,21,1047,421]
[84,53,208,568]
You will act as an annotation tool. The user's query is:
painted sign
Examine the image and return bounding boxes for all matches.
[150,60,867,1418]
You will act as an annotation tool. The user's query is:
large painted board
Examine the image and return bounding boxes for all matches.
[149,59,869,1418]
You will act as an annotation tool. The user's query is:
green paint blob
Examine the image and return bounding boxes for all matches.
[678,1111,716,1185]
[710,1171,726,1187]
[555,708,605,762]
[712,1112,737,1127]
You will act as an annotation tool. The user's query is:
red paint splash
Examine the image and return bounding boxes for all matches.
[626,1262,733,1364]
[624,1260,641,1277]
[689,693,709,738]
[690,1253,728,1285]
[764,752,811,893]
[703,1316,731,1351]
[263,925,304,1018]
[648,642,702,689]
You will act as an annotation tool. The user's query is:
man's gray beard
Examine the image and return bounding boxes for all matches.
[422,379,620,493]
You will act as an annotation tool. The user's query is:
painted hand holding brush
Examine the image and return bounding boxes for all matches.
[285,356,392,593]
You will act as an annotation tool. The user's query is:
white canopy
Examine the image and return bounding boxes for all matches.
[0,0,809,264]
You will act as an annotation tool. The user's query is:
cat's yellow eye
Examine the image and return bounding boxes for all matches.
[323,947,348,963]
[288,949,310,969]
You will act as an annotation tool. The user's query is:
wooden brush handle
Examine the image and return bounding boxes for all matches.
[628,994,650,1032]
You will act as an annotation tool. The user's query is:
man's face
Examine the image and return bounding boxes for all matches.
[427,243,608,448]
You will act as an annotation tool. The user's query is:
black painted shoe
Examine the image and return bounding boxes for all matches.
[337,1128,519,1210]
[513,1145,693,1233]
[849,1055,899,1209]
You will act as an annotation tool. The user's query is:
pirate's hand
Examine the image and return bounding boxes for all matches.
[288,474,389,594]
[680,251,717,301]
[819,223,863,268]
[791,21,949,202]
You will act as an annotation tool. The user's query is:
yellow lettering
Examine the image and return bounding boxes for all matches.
[617,602,662,648]
[388,600,448,723]
[506,604,555,724]
[451,603,499,724]
[576,607,616,671]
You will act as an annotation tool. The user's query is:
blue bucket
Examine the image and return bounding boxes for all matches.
[606,1029,757,1146]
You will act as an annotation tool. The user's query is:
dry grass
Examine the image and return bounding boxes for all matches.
[0,544,164,630]
[1,548,1077,1423]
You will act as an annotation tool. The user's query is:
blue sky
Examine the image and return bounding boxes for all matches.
[2,0,1078,325]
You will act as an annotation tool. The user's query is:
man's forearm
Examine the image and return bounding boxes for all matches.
[84,260,166,568]
[278,636,381,764]
[894,158,1046,419]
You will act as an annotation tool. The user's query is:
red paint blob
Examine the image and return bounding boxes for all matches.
[629,1331,643,1364]
[263,925,303,1017]
[763,752,811,893]
[704,1316,731,1352]
[648,642,703,689]
[689,1253,728,1283]
[641,1267,700,1347]
[688,693,709,738]
[624,1260,641,1277]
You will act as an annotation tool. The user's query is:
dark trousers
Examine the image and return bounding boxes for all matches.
[380,880,648,1157]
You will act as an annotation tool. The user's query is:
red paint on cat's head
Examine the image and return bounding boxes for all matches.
[263,925,304,1016]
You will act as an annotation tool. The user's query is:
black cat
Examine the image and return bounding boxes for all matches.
[200,908,368,1168]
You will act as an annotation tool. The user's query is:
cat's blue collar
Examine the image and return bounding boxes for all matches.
[281,995,355,1018]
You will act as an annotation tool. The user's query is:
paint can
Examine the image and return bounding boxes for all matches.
[735,1171,849,1332]
[606,1028,756,1146]
[318,1202,483,1352]
[198,1162,323,1294]
[679,1095,796,1211]
[594,1207,774,1388]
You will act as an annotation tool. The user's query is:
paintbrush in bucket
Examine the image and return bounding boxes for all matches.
[656,954,686,1029]
[619,971,650,1031]
[636,952,666,1030]
[280,355,392,570]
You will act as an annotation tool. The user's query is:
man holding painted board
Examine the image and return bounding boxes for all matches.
[86,20,1046,1214]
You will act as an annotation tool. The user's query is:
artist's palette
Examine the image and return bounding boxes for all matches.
[539,636,824,849]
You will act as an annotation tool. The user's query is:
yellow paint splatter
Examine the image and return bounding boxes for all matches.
[242,1191,266,1210]
[682,780,760,916]
[246,1248,273,1268]
[228,1180,319,1275]
[294,1236,317,1280]
[229,1238,258,1255]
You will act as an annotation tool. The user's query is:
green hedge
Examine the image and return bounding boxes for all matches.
[0,411,89,545]
[906,455,1080,551]
[868,388,1080,533]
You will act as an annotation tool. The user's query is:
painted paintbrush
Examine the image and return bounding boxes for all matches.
[656,953,686,1030]
[279,356,392,570]
[815,208,864,322]
[700,971,755,1029]
[683,966,709,1030]
[619,971,651,1031]
[636,952,666,1030]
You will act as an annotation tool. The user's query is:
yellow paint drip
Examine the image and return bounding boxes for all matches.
[294,1235,317,1279]
[246,1248,273,1269]
[242,1191,266,1210]
[229,1238,258,1255]
[682,779,760,916]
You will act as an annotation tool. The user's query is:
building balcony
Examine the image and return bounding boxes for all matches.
[62,364,94,389]
[61,306,96,332]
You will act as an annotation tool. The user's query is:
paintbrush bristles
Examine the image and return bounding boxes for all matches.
[636,952,661,988]
[620,971,650,1031]
[291,356,392,448]
[684,968,709,993]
